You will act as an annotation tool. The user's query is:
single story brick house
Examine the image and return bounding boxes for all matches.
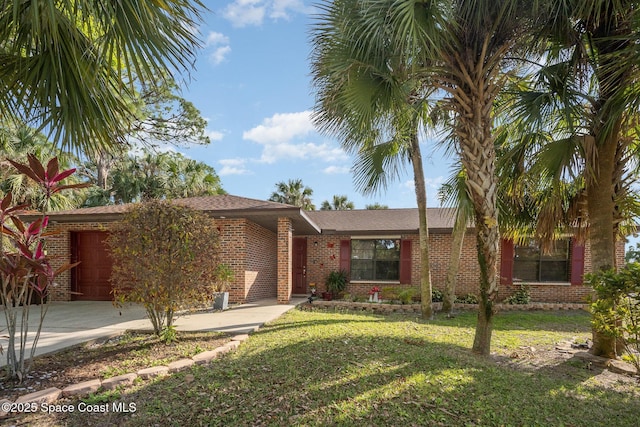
[35,194,624,304]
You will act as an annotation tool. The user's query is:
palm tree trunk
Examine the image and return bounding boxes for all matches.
[453,70,500,356]
[588,127,622,358]
[443,210,465,314]
[409,133,433,319]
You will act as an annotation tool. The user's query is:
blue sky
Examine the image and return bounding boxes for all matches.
[172,0,454,209]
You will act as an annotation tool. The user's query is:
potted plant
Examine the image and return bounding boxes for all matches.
[324,270,348,300]
[213,263,234,310]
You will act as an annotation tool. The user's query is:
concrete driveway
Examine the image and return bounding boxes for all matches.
[0,298,305,364]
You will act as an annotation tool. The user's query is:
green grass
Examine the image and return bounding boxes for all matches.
[34,309,640,426]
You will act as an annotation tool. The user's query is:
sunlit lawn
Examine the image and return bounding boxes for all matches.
[34,308,640,426]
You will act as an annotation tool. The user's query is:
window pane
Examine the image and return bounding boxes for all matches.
[351,239,400,281]
[352,240,375,260]
[351,259,374,280]
[375,260,399,280]
[512,238,570,282]
[540,260,568,282]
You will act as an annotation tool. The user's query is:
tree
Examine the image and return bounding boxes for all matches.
[311,0,436,319]
[0,0,206,153]
[269,179,315,210]
[108,200,221,336]
[1,156,84,381]
[1,123,85,211]
[438,167,473,315]
[86,76,213,191]
[365,203,388,210]
[80,148,225,206]
[320,195,355,210]
[503,1,640,357]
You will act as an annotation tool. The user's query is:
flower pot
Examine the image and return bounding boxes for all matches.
[322,292,333,301]
[213,292,229,310]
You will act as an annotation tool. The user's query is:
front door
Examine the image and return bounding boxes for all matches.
[71,231,113,300]
[292,237,307,294]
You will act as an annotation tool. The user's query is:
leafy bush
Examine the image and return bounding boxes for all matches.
[504,283,531,305]
[381,287,399,301]
[325,270,348,296]
[431,289,444,302]
[585,264,640,370]
[109,200,221,335]
[398,288,417,304]
[456,294,479,304]
[0,156,86,380]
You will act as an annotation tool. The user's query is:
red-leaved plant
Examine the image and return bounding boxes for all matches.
[1,155,86,382]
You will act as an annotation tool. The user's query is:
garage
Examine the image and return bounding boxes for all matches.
[70,231,113,301]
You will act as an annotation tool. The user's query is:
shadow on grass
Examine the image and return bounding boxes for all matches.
[24,309,638,427]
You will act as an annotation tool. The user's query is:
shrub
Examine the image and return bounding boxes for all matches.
[398,288,417,304]
[325,270,348,296]
[108,200,220,336]
[0,156,86,380]
[431,289,444,302]
[456,294,478,304]
[381,287,399,301]
[585,264,640,370]
[504,283,531,305]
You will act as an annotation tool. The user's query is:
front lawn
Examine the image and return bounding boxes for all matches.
[25,308,640,426]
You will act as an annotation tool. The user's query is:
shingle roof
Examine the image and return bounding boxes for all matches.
[27,195,462,234]
[306,208,459,234]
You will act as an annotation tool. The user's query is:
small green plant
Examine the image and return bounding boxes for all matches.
[381,287,399,301]
[398,288,417,304]
[456,294,478,304]
[161,325,179,344]
[214,263,235,292]
[325,270,348,296]
[431,289,444,302]
[504,283,531,305]
[585,264,640,370]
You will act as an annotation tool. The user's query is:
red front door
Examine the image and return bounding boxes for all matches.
[292,237,307,294]
[71,231,113,301]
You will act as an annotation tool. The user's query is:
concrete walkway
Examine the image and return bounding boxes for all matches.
[0,298,306,364]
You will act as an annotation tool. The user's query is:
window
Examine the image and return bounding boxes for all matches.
[513,239,569,282]
[351,239,400,281]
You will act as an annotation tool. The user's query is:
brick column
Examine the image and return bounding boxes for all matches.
[277,217,292,304]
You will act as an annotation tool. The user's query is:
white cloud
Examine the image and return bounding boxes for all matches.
[243,111,315,144]
[259,141,346,164]
[206,31,230,46]
[323,165,350,175]
[219,158,250,176]
[207,130,224,141]
[270,0,313,20]
[222,0,312,27]
[222,0,266,27]
[205,31,231,65]
[211,46,232,65]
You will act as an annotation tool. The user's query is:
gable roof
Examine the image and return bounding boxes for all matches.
[24,195,462,235]
[306,208,458,235]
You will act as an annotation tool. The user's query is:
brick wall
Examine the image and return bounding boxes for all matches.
[302,231,626,304]
[216,218,246,303]
[276,217,292,303]
[244,221,277,301]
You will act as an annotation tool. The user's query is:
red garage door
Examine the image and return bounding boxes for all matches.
[71,231,113,301]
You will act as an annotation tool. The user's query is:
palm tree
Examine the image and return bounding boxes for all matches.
[269,179,315,210]
[311,0,436,319]
[437,167,474,315]
[312,0,542,352]
[320,195,355,210]
[502,1,640,357]
[0,0,206,154]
